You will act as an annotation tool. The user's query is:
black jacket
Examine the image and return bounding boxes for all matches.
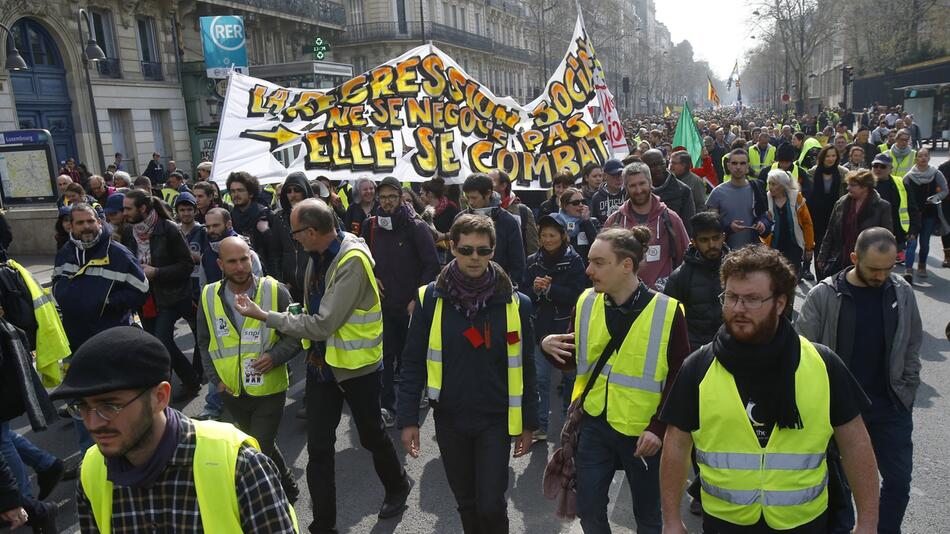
[523,246,588,341]
[274,174,314,300]
[0,318,56,430]
[663,245,729,349]
[230,201,281,277]
[539,196,559,217]
[653,171,696,235]
[121,217,194,308]
[398,264,538,431]
[818,190,893,267]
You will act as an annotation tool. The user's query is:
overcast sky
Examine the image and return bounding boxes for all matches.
[654,0,757,80]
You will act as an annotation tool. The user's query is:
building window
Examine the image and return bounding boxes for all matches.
[451,5,458,28]
[90,9,121,78]
[474,12,481,34]
[137,17,163,81]
[150,110,173,162]
[442,2,449,24]
[109,110,135,173]
[347,0,365,25]
[395,0,408,33]
[459,7,466,32]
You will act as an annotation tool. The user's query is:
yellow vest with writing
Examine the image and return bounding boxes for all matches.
[417,284,524,435]
[694,338,831,529]
[572,289,677,436]
[202,276,287,396]
[80,420,298,533]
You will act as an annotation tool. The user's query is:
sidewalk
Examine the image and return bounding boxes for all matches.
[17,254,57,288]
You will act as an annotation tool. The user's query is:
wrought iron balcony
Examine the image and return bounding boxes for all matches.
[340,22,534,63]
[96,57,122,79]
[485,0,526,17]
[142,61,164,81]
[199,0,346,26]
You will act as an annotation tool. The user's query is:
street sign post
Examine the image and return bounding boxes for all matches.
[0,129,58,206]
[313,36,329,61]
[200,16,249,79]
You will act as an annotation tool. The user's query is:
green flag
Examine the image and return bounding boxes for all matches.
[672,99,703,167]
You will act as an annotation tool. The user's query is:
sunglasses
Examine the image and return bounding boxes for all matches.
[872,163,888,169]
[456,245,494,257]
[566,199,585,206]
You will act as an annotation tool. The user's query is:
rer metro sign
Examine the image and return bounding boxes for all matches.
[200,16,249,79]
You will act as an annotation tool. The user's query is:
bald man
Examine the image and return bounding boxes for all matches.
[198,236,303,502]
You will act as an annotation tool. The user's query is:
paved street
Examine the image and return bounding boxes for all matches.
[8,156,950,532]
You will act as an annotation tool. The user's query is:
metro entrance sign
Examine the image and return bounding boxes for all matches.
[200,16,249,79]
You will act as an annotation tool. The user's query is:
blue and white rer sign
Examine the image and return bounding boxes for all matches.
[200,16,249,79]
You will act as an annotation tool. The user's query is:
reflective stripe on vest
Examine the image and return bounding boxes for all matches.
[80,420,299,533]
[418,284,525,436]
[162,188,180,206]
[881,174,910,232]
[573,289,678,436]
[693,337,831,529]
[887,149,916,178]
[797,138,822,166]
[8,259,71,386]
[749,144,776,174]
[202,276,287,396]
[324,249,383,369]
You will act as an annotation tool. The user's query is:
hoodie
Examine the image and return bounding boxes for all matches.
[604,194,689,291]
[275,172,314,299]
[53,225,150,350]
[589,182,626,227]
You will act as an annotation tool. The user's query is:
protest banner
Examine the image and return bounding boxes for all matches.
[210,10,626,189]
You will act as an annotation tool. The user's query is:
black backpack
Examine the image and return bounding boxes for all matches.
[0,263,38,350]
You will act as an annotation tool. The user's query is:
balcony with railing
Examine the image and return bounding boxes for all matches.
[142,61,164,81]
[340,22,535,63]
[199,0,346,26]
[96,58,122,79]
[485,0,526,17]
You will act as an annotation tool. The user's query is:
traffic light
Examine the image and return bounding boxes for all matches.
[313,36,329,61]
[842,65,854,85]
[622,76,630,94]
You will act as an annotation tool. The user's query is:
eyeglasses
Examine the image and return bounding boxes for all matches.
[719,292,775,309]
[291,226,313,236]
[566,199,585,206]
[66,388,150,422]
[378,194,401,202]
[456,245,494,257]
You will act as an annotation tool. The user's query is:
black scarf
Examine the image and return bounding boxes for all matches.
[230,201,264,235]
[539,241,568,268]
[713,317,803,430]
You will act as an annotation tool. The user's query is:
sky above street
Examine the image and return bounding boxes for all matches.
[655,0,757,81]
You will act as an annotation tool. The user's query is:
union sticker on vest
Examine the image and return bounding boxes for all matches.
[241,328,262,344]
[243,358,264,386]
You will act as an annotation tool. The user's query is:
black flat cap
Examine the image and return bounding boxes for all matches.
[50,326,171,400]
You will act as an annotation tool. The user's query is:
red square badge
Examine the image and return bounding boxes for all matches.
[506,331,520,345]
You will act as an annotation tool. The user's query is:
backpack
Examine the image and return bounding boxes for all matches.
[0,263,38,350]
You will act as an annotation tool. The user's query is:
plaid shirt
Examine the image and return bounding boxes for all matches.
[77,412,295,533]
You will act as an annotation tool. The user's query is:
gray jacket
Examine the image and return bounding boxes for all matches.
[266,232,381,382]
[795,269,922,410]
[198,276,300,388]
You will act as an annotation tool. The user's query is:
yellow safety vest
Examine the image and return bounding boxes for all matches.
[693,337,831,529]
[80,419,298,533]
[337,183,351,211]
[221,191,232,205]
[161,188,180,206]
[322,249,383,369]
[886,149,917,178]
[796,137,822,166]
[748,144,776,175]
[877,143,890,154]
[876,175,910,232]
[572,289,677,436]
[202,276,287,396]
[417,284,524,435]
[7,259,71,386]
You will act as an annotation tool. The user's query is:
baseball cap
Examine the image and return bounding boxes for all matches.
[603,158,624,176]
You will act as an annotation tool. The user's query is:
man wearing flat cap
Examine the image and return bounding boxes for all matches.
[52,326,298,533]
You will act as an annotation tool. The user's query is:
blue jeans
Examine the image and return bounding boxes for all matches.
[575,415,661,534]
[202,384,224,415]
[905,216,937,269]
[832,402,913,534]
[533,345,575,433]
[10,432,56,472]
[0,422,31,497]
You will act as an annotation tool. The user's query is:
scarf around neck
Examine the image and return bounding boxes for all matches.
[132,209,159,264]
[712,317,803,430]
[555,211,582,238]
[106,407,181,488]
[441,259,498,319]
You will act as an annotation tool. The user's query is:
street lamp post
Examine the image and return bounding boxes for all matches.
[0,23,29,71]
[78,8,107,174]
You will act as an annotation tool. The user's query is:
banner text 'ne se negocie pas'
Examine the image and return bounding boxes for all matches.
[210,12,627,189]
